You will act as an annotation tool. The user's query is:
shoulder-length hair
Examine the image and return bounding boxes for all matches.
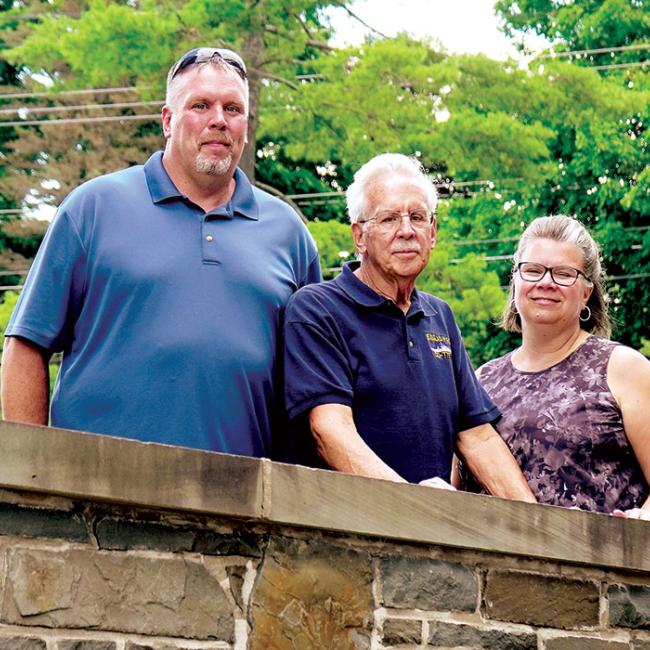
[501,215,611,338]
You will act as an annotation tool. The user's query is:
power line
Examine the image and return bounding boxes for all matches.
[0,113,160,128]
[0,86,142,100]
[591,60,649,71]
[0,100,163,116]
[537,42,650,59]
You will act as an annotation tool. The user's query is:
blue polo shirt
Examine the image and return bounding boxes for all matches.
[283,262,499,483]
[7,152,321,455]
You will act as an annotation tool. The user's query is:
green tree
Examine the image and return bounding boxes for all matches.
[496,0,650,66]
[3,0,351,181]
[494,0,649,351]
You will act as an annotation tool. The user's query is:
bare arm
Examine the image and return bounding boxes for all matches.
[608,346,650,518]
[309,403,408,483]
[1,336,51,425]
[457,422,537,503]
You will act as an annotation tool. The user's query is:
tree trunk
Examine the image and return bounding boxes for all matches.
[239,28,265,182]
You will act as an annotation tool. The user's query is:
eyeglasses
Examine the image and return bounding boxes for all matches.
[359,210,434,233]
[516,262,589,287]
[168,47,248,82]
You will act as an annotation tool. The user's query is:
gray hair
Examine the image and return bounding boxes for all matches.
[501,215,611,337]
[346,153,438,224]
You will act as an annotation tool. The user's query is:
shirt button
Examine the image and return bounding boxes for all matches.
[206,235,214,242]
[409,340,414,347]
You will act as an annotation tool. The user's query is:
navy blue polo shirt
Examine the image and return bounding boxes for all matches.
[283,262,499,483]
[7,152,321,455]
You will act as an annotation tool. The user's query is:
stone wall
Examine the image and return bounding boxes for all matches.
[0,421,649,649]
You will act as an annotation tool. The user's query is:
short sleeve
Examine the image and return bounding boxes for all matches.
[447,307,500,431]
[301,252,323,287]
[283,290,353,420]
[5,208,87,353]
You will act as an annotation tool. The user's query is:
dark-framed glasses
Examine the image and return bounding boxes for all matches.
[516,262,588,287]
[359,209,434,233]
[169,47,247,82]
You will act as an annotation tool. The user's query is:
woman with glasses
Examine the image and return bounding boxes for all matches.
[464,215,650,518]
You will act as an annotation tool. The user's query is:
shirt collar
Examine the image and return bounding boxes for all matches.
[144,152,259,220]
[337,261,436,317]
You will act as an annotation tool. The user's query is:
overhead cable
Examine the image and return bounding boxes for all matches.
[0,86,142,100]
[537,42,650,59]
[0,100,163,116]
[0,113,160,127]
[591,60,648,71]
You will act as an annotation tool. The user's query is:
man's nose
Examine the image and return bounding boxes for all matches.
[208,105,227,128]
[396,215,416,236]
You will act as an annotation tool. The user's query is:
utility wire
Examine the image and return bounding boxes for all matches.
[0,86,142,100]
[0,113,160,127]
[0,100,163,116]
[591,60,648,71]
[537,43,650,59]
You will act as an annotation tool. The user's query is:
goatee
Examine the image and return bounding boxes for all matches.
[196,151,232,176]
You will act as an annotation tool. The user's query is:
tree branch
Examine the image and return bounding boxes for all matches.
[330,1,389,39]
[252,67,299,90]
[264,23,334,51]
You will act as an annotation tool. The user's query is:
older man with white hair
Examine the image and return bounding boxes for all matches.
[283,153,535,500]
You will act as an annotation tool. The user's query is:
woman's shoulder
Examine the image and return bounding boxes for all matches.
[477,350,514,380]
[608,342,650,377]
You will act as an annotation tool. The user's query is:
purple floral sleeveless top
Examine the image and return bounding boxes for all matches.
[476,336,649,512]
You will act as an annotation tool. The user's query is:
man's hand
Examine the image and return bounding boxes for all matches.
[418,476,456,491]
[612,508,650,521]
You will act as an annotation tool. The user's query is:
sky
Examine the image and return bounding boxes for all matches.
[327,0,549,60]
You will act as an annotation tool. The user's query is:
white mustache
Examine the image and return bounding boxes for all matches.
[392,245,421,252]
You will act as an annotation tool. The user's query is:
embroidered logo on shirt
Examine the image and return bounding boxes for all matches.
[426,333,452,359]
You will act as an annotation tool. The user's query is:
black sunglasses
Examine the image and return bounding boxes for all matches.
[168,47,247,82]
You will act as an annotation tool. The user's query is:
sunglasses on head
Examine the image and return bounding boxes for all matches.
[169,47,247,82]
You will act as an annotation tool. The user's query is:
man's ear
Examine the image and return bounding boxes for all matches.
[430,217,438,249]
[161,105,173,139]
[351,223,366,255]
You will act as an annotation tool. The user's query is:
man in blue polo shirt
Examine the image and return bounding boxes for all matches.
[284,153,535,499]
[2,47,321,456]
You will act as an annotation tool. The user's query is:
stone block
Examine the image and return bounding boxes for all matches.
[0,502,88,542]
[380,556,477,612]
[544,636,629,650]
[95,517,195,552]
[193,528,264,557]
[57,639,116,650]
[632,639,650,650]
[427,621,536,649]
[609,584,650,628]
[125,646,226,650]
[1,547,234,640]
[382,617,422,645]
[0,638,46,650]
[249,536,373,650]
[484,571,600,629]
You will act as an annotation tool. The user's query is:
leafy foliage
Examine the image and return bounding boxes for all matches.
[0,0,647,364]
